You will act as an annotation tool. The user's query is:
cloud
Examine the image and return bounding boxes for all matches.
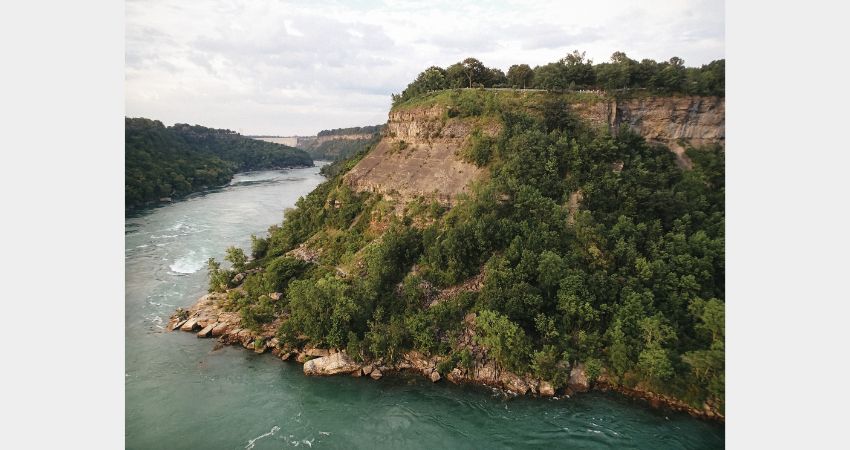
[126,0,724,135]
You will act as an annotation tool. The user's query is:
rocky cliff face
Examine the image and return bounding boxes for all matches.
[571,96,725,145]
[344,95,724,203]
[343,106,498,205]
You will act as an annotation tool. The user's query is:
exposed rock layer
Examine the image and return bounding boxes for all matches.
[344,96,723,204]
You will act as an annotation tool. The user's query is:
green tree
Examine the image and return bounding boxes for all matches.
[474,310,531,375]
[206,258,229,293]
[461,57,488,88]
[537,250,566,297]
[507,64,534,88]
[225,246,247,272]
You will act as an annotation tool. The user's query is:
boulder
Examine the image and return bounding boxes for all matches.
[305,348,331,358]
[303,352,361,376]
[269,292,283,301]
[429,370,441,383]
[447,368,464,383]
[370,368,383,380]
[568,363,589,393]
[196,323,216,338]
[210,322,229,337]
[475,362,497,382]
[499,372,529,395]
[281,351,295,361]
[232,273,245,284]
[362,365,374,376]
[404,351,431,372]
[539,381,555,397]
[172,319,187,331]
[180,317,199,332]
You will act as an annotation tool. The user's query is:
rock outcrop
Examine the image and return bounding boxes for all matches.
[539,381,555,397]
[303,352,360,376]
[344,94,723,206]
[344,106,495,206]
[568,363,590,393]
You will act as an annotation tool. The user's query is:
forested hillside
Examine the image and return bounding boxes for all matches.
[125,118,313,211]
[203,83,725,414]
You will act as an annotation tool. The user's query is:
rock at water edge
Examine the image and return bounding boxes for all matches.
[180,317,199,332]
[568,363,589,392]
[197,323,216,338]
[303,352,361,376]
[539,381,555,397]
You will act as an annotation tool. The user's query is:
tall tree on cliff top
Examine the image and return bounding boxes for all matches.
[507,64,534,88]
[461,57,488,88]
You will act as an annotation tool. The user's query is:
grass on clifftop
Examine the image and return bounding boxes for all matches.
[392,88,607,114]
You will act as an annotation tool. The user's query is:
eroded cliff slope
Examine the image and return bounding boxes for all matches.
[344,92,723,203]
[343,106,498,205]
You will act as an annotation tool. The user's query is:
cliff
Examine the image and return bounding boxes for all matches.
[344,92,724,203]
[343,106,497,205]
[298,128,383,161]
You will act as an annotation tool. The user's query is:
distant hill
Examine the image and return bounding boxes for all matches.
[298,125,384,161]
[125,117,313,212]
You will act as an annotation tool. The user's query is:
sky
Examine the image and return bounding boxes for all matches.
[125,0,725,136]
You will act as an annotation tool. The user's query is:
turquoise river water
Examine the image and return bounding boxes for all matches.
[125,164,724,449]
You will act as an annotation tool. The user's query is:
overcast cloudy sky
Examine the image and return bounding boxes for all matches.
[126,0,724,136]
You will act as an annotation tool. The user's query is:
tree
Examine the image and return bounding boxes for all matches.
[507,64,534,88]
[537,250,566,297]
[637,344,674,381]
[416,66,448,91]
[225,246,247,272]
[445,63,468,88]
[461,57,487,88]
[206,257,229,293]
[285,275,363,348]
[560,50,595,87]
[474,310,531,375]
[487,68,508,87]
[531,345,569,387]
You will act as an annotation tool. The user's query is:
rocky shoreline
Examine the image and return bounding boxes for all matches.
[168,292,724,423]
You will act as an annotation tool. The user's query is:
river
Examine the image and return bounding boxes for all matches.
[125,164,724,449]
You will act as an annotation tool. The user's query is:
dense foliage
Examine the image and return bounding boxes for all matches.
[210,90,724,412]
[125,118,312,211]
[392,51,724,106]
[317,125,384,137]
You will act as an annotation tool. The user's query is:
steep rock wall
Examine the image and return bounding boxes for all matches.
[566,96,725,144]
[345,95,724,202]
[343,107,498,205]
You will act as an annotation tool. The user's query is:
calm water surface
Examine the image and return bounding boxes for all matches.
[125,164,724,449]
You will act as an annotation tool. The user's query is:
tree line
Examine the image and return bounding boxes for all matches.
[392,51,724,106]
[125,117,313,212]
[317,125,384,137]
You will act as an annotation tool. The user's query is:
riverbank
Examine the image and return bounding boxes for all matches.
[168,290,724,423]
[125,163,315,215]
